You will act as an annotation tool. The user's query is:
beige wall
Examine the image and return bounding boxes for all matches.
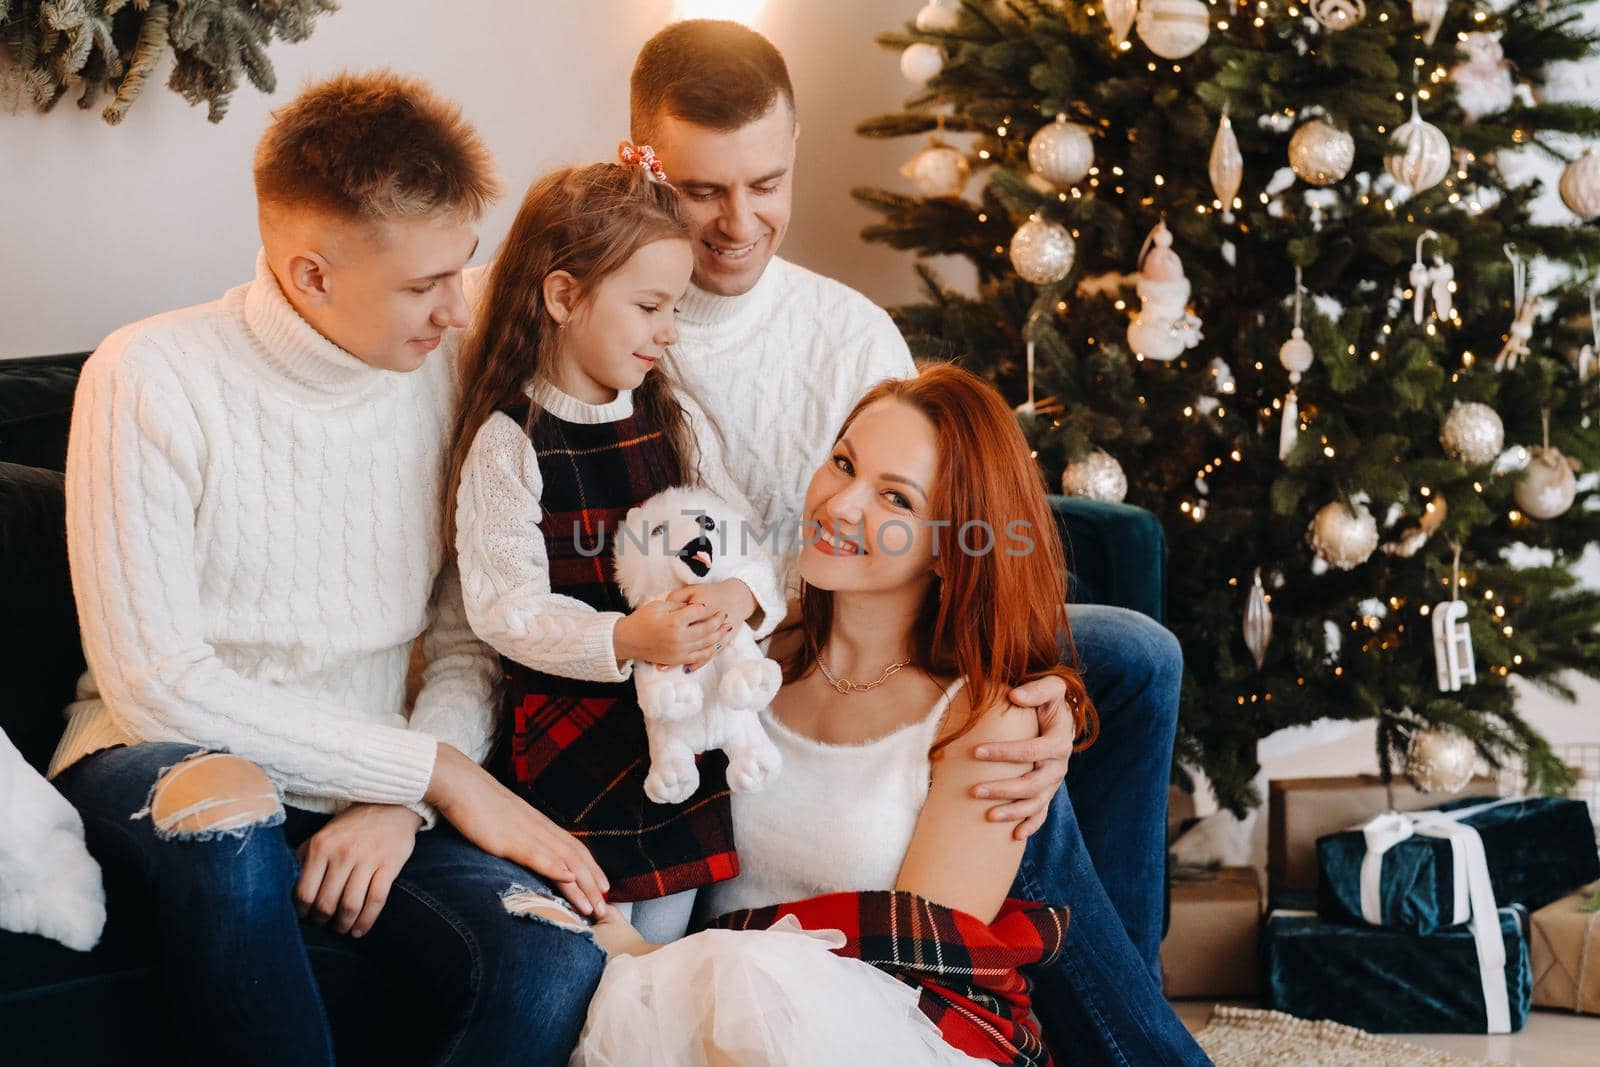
[0,0,923,359]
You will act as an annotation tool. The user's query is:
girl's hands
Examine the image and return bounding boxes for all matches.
[663,579,756,670]
[425,743,611,917]
[613,598,730,670]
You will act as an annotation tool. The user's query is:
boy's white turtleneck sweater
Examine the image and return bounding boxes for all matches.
[48,253,499,824]
[667,257,915,544]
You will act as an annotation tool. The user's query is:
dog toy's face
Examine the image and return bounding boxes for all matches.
[660,512,719,583]
[614,487,751,605]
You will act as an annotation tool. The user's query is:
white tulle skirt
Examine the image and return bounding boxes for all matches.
[570,916,991,1067]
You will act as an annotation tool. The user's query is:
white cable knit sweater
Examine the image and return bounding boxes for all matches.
[669,257,916,543]
[454,379,787,682]
[47,253,500,823]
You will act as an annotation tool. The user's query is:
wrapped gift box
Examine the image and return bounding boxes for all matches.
[1263,903,1531,1034]
[1160,866,1261,998]
[1530,882,1600,1014]
[1268,775,1497,892]
[1317,796,1600,934]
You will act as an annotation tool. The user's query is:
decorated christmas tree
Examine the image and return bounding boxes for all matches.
[856,0,1600,811]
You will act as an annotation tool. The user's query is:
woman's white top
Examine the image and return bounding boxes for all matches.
[704,675,967,917]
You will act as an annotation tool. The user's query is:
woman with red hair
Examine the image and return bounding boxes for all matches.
[572,364,1098,1067]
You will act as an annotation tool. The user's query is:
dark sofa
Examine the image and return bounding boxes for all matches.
[0,351,1168,1065]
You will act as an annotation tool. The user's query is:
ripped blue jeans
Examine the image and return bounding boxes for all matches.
[54,742,605,1067]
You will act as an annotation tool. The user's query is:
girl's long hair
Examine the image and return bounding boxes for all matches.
[783,364,1099,754]
[443,162,696,550]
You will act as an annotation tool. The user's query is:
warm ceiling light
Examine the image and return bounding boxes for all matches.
[675,0,767,24]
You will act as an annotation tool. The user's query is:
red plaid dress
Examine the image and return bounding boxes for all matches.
[496,402,738,902]
[710,891,1068,1067]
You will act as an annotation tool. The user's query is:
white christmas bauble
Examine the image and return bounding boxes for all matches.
[1405,727,1478,794]
[1209,111,1243,210]
[915,1,961,32]
[1279,327,1314,378]
[1127,309,1191,361]
[1559,150,1600,220]
[1135,0,1209,60]
[1028,115,1095,186]
[1412,0,1448,46]
[1105,0,1139,45]
[1385,105,1451,194]
[1310,0,1366,31]
[1061,449,1128,503]
[1439,402,1504,465]
[1288,119,1355,186]
[900,43,944,84]
[900,139,970,198]
[1514,445,1579,519]
[1307,500,1379,570]
[1009,215,1077,285]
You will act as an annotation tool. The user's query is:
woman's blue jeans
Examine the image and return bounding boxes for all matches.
[54,741,606,1067]
[1017,604,1212,1066]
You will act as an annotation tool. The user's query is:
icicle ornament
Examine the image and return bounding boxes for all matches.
[1279,267,1313,460]
[1209,109,1243,221]
[1243,568,1272,670]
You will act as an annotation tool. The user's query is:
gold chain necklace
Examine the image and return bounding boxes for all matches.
[817,655,911,695]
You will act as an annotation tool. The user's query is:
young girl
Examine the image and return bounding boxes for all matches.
[444,150,786,941]
[572,365,1100,1067]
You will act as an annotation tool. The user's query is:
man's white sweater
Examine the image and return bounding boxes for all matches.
[48,253,499,821]
[669,257,915,543]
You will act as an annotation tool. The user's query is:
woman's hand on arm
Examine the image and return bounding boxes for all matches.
[972,674,1075,840]
[895,699,1040,923]
[424,742,611,918]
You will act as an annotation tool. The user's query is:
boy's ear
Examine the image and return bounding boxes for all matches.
[542,270,580,326]
[282,251,335,305]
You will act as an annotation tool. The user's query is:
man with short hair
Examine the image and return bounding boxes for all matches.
[631,21,1209,1064]
[51,72,607,1066]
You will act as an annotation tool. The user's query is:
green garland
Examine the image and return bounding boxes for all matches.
[0,0,337,124]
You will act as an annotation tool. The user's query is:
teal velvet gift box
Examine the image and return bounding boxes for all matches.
[1316,796,1600,935]
[1262,903,1532,1034]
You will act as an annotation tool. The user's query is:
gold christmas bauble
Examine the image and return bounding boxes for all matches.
[1009,215,1077,286]
[1288,119,1355,186]
[900,139,970,199]
[1307,500,1378,570]
[1028,116,1095,187]
[1439,402,1505,465]
[1559,150,1600,220]
[1310,0,1367,32]
[1136,0,1210,60]
[1514,445,1579,520]
[1061,449,1128,503]
[1404,727,1478,794]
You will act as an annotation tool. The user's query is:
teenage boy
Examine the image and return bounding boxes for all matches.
[49,72,611,1067]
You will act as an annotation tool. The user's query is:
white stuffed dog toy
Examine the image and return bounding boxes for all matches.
[613,486,783,805]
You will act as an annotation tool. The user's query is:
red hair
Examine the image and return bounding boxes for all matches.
[783,364,1098,754]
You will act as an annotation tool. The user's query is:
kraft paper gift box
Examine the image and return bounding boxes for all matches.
[1529,881,1600,1014]
[1160,866,1261,998]
[1316,795,1600,935]
[1268,774,1497,892]
[1262,901,1532,1034]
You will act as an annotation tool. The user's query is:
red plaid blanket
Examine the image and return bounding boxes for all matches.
[710,890,1068,1066]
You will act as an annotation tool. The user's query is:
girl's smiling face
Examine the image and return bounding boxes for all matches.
[798,398,942,594]
[548,236,693,403]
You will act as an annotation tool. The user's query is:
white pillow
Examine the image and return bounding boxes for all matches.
[0,730,105,951]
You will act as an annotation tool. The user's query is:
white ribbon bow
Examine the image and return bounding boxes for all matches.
[1357,796,1526,1034]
